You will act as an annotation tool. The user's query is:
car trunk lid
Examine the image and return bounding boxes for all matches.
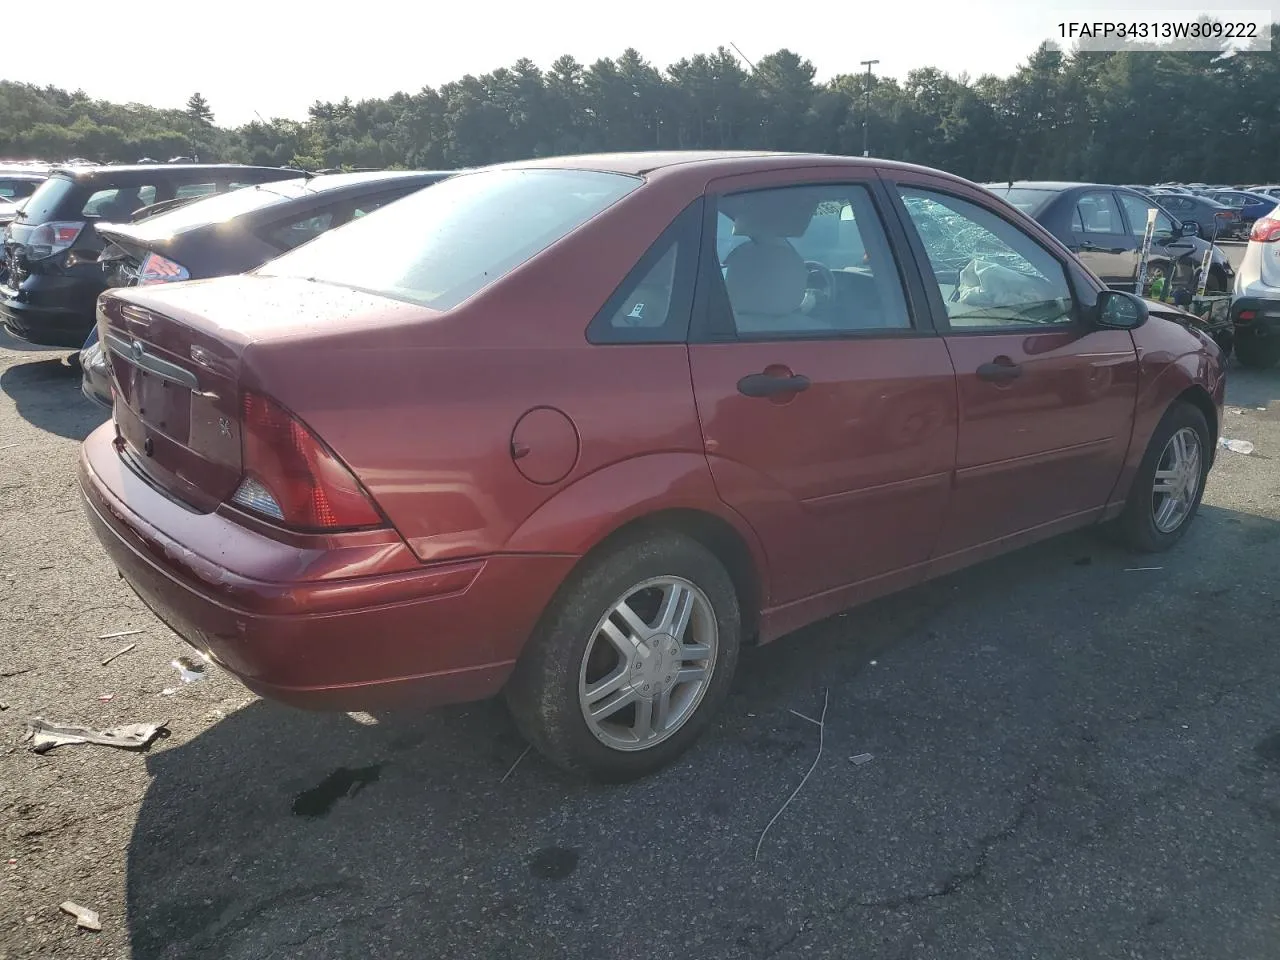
[98,276,427,513]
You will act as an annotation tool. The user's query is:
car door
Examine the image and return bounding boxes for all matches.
[884,174,1139,563]
[687,169,958,604]
[1066,190,1133,287]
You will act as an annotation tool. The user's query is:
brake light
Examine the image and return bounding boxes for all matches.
[136,252,189,285]
[1250,218,1280,243]
[230,392,384,531]
[1238,310,1256,323]
[27,221,84,259]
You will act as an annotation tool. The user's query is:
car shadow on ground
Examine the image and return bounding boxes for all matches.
[1,356,107,441]
[124,508,1280,960]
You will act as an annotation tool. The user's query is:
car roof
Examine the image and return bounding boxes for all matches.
[301,170,454,194]
[982,181,1126,192]
[487,150,955,180]
[48,164,302,182]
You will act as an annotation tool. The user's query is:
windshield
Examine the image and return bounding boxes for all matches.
[258,168,641,311]
[134,179,309,235]
[18,175,78,224]
[984,187,1058,217]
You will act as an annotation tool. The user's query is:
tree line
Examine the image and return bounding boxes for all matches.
[1,31,1277,184]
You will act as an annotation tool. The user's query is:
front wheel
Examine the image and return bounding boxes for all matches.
[505,532,741,782]
[1116,402,1210,552]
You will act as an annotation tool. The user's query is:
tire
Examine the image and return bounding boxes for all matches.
[1235,334,1280,370]
[1116,402,1210,553]
[505,532,741,782]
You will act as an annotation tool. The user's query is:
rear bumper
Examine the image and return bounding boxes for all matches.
[1,279,97,347]
[79,341,113,409]
[1231,294,1280,336]
[78,424,576,711]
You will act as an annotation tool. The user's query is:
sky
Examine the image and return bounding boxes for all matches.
[1,0,1269,127]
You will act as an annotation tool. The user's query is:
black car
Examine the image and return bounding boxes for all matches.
[983,182,1234,296]
[79,170,453,408]
[1,164,302,347]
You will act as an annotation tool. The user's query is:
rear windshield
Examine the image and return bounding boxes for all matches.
[19,175,80,224]
[984,187,1058,217]
[257,168,641,311]
[136,180,309,235]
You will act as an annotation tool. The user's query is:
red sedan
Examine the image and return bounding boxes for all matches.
[78,152,1225,781]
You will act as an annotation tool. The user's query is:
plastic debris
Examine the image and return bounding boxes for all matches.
[160,688,178,697]
[849,753,874,766]
[98,694,114,703]
[171,656,207,684]
[98,630,143,641]
[59,901,101,932]
[24,718,168,754]
[1219,437,1255,455]
[1124,566,1163,572]
[100,643,136,666]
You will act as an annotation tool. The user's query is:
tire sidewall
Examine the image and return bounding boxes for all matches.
[507,534,741,782]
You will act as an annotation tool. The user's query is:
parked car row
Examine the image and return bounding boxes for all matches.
[72,151,1226,780]
[983,180,1235,353]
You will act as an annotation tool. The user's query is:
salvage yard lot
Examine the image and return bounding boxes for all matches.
[2,333,1279,959]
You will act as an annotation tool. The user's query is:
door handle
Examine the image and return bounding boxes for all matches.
[976,360,1022,382]
[1078,240,1097,250]
[736,372,811,398]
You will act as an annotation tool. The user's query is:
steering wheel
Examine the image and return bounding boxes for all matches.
[802,261,836,314]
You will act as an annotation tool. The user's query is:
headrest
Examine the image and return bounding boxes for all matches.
[723,240,807,317]
[724,192,818,238]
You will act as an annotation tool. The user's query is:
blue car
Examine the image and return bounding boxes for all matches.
[1208,190,1278,229]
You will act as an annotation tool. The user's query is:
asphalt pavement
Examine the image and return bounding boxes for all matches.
[1,330,1279,960]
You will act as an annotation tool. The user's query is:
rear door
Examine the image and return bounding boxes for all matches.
[1067,190,1134,287]
[884,174,1138,561]
[687,168,958,604]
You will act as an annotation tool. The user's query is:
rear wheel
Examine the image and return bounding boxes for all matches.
[1116,402,1210,552]
[1235,334,1280,370]
[505,532,741,782]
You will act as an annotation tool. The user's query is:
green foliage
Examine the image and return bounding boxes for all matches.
[2,32,1278,182]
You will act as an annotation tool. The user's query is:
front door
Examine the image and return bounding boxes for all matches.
[887,178,1139,559]
[688,173,958,604]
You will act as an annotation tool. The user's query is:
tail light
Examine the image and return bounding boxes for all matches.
[136,252,189,285]
[1249,219,1280,243]
[230,391,384,531]
[28,221,84,259]
[1237,310,1256,323]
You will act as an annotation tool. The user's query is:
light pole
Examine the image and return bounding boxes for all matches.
[859,59,879,157]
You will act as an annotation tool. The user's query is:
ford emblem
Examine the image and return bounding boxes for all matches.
[130,339,145,361]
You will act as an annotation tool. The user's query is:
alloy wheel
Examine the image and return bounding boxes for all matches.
[1151,426,1202,533]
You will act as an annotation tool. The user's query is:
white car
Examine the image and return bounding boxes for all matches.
[1231,215,1280,368]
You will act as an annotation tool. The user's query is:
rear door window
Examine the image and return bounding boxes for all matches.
[82,185,159,219]
[174,182,219,200]
[1073,192,1124,234]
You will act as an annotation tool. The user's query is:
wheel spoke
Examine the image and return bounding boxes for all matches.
[679,642,712,662]
[1152,477,1178,495]
[589,684,639,722]
[656,582,695,640]
[676,664,708,685]
[613,600,653,642]
[584,665,631,705]
[1155,495,1181,530]
[632,697,654,741]
[600,619,646,661]
[652,688,672,734]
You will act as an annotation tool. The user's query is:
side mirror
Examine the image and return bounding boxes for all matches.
[1095,289,1148,330]
[1182,221,1200,237]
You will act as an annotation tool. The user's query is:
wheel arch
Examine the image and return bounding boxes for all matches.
[1174,384,1219,449]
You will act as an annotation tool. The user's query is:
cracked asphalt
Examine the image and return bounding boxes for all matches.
[2,328,1279,959]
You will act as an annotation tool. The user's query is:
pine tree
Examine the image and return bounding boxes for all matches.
[185,92,214,125]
